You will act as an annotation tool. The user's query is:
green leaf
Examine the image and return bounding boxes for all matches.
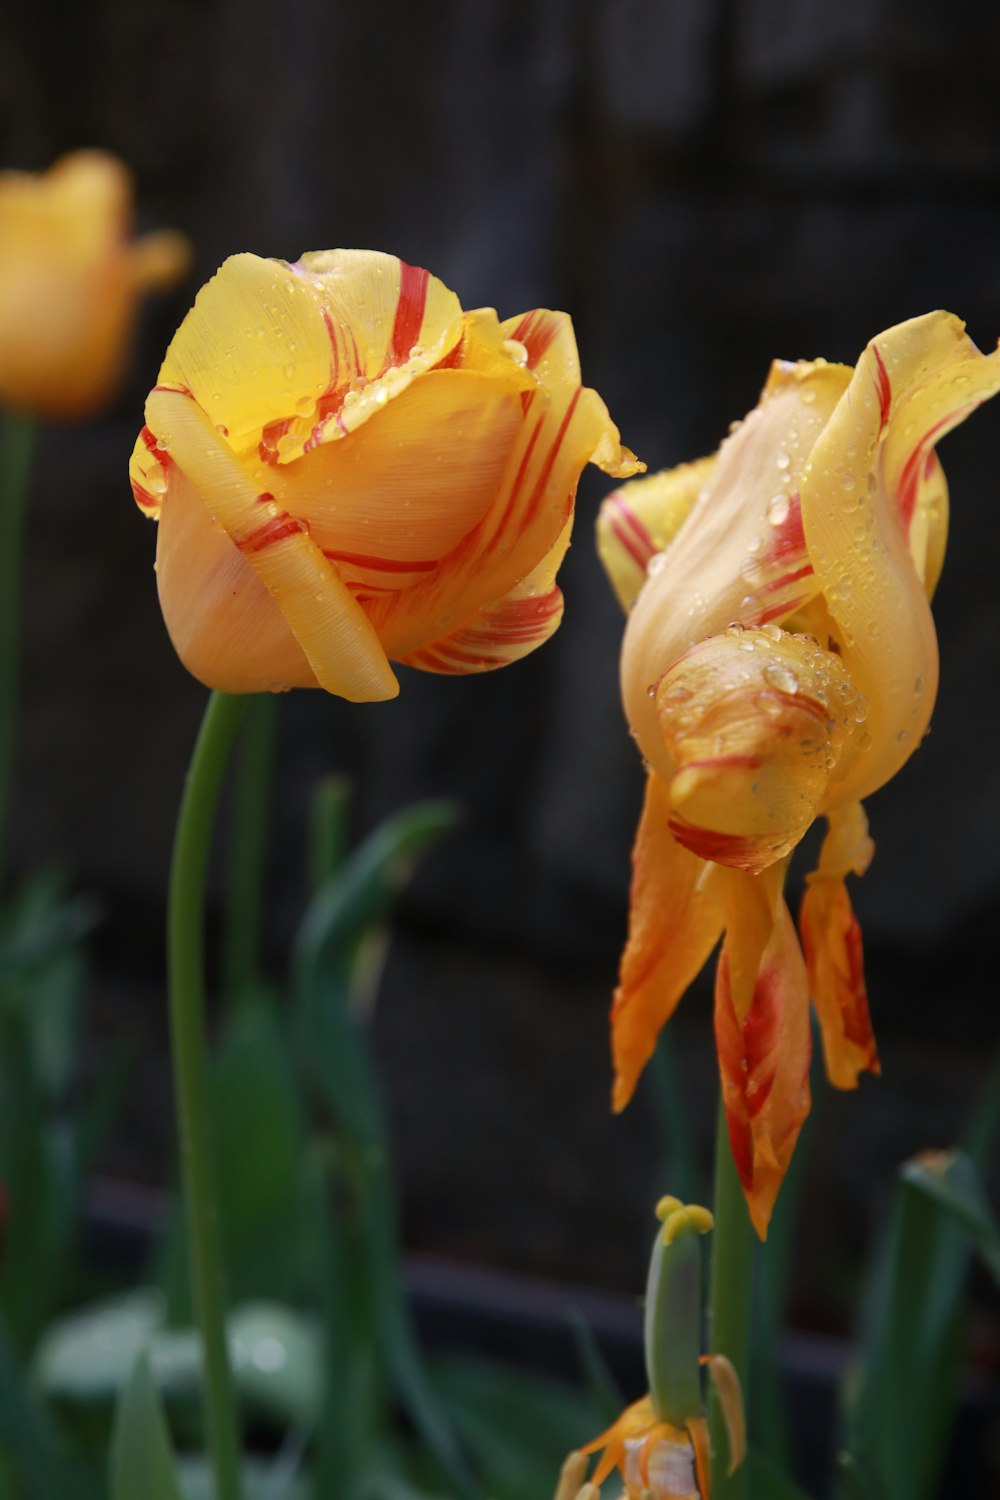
[0,1312,98,1500]
[744,1448,814,1500]
[110,1352,184,1500]
[432,1354,603,1500]
[901,1150,1000,1287]
[834,1449,886,1500]
[294,799,459,995]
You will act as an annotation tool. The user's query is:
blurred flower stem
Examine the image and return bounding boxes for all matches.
[169,689,249,1500]
[222,692,278,1008]
[708,1095,754,1498]
[0,410,35,879]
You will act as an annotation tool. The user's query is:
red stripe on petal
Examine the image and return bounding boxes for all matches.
[236,514,309,553]
[510,310,562,369]
[872,344,892,433]
[322,549,437,574]
[390,261,430,366]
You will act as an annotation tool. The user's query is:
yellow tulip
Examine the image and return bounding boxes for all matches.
[130,250,641,700]
[0,151,190,418]
[598,313,1000,1235]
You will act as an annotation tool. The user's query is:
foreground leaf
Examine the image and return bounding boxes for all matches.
[110,1352,183,1500]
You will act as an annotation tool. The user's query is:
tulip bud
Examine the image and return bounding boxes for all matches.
[655,625,862,873]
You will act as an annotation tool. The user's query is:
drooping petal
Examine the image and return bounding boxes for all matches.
[146,388,399,701]
[369,311,641,661]
[801,312,1000,805]
[622,358,851,786]
[714,886,812,1238]
[401,516,571,674]
[597,456,716,613]
[800,802,879,1089]
[655,627,863,874]
[611,773,724,1113]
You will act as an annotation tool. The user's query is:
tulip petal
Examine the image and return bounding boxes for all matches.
[656,627,863,874]
[800,802,879,1090]
[262,368,525,592]
[597,456,716,614]
[622,358,851,787]
[146,388,399,701]
[801,312,1000,803]
[714,890,812,1238]
[156,466,314,694]
[402,516,571,674]
[611,773,724,1113]
[371,314,641,660]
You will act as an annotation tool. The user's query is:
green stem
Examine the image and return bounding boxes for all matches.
[708,1094,754,1498]
[168,690,249,1500]
[0,412,36,880]
[222,692,278,1009]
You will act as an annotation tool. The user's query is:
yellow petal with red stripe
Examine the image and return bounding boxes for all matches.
[655,627,863,874]
[370,309,641,661]
[622,358,850,788]
[714,888,812,1238]
[800,802,879,1090]
[611,773,724,1113]
[801,312,1000,805]
[146,387,398,701]
[401,515,571,675]
[262,366,525,593]
[597,456,716,614]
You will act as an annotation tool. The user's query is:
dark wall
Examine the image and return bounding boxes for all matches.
[3,0,1000,1311]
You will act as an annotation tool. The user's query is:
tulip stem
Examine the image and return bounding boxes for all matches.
[169,689,249,1500]
[0,410,36,881]
[222,691,278,1008]
[708,1094,754,1498]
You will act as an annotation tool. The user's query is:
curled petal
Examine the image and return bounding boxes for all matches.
[655,627,862,873]
[265,367,526,588]
[597,456,716,614]
[800,802,879,1090]
[370,329,640,661]
[612,774,724,1112]
[147,388,398,701]
[801,312,1000,804]
[701,1356,746,1477]
[621,358,850,784]
[402,516,571,674]
[714,887,812,1238]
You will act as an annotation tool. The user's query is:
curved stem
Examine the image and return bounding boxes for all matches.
[708,1094,753,1498]
[0,411,36,880]
[168,689,249,1500]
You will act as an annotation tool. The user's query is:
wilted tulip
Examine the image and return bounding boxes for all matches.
[0,151,190,418]
[598,313,1000,1235]
[131,250,641,700]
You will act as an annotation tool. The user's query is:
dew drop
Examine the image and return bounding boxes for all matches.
[763,663,800,693]
[767,494,790,526]
[776,448,791,471]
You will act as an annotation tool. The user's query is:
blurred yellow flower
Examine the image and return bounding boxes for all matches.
[0,150,190,419]
[598,313,1000,1235]
[131,250,640,700]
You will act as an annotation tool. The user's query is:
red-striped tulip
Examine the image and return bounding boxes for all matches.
[598,313,1000,1235]
[0,151,190,418]
[131,251,641,699]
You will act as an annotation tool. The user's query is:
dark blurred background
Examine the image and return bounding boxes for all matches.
[2,0,1000,1333]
